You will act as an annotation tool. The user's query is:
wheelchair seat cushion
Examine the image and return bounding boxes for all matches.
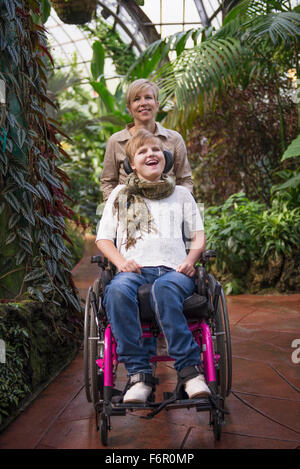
[137,283,209,322]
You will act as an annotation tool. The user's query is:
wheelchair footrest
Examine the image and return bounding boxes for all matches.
[111,397,211,413]
[164,398,211,411]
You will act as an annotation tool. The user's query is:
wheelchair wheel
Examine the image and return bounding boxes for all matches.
[208,274,232,400]
[89,278,104,406]
[84,286,93,403]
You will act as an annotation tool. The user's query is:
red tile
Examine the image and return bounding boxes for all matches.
[1,237,300,449]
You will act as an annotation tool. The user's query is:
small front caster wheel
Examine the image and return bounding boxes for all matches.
[100,412,109,446]
[211,408,222,441]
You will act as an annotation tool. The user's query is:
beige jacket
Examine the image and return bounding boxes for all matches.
[100,122,193,201]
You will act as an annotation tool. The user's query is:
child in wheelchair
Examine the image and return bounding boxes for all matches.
[96,128,211,404]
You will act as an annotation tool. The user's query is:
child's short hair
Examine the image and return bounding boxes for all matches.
[125,129,164,163]
[126,79,159,109]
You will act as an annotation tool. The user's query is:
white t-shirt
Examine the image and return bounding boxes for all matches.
[96,185,204,270]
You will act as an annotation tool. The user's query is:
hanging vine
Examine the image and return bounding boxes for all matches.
[0,0,81,311]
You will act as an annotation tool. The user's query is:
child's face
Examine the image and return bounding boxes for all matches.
[131,141,165,182]
[128,86,159,125]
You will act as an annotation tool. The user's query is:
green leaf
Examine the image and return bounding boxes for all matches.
[41,0,51,24]
[91,41,105,81]
[247,11,300,46]
[16,128,27,149]
[15,250,26,266]
[4,192,20,213]
[46,259,57,277]
[27,287,45,303]
[30,102,46,117]
[19,227,33,243]
[36,213,56,229]
[4,0,15,19]
[8,212,20,229]
[155,38,242,111]
[24,269,46,282]
[19,240,33,255]
[7,45,19,66]
[64,289,81,311]
[275,173,300,190]
[90,81,115,113]
[36,181,52,201]
[5,232,16,245]
[281,134,300,161]
[9,168,25,187]
[21,205,35,226]
[174,29,194,56]
[0,149,8,165]
[23,181,41,198]
[43,171,61,189]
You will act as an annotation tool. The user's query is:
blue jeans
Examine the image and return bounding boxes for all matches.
[103,267,201,375]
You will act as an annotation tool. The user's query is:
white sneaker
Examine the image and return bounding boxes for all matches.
[185,374,211,399]
[123,382,152,403]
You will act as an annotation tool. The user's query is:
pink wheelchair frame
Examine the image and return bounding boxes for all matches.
[98,321,217,391]
[84,251,232,446]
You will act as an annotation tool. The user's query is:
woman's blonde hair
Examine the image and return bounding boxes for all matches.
[126,79,159,109]
[125,129,164,163]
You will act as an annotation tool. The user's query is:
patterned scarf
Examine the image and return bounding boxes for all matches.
[114,172,176,250]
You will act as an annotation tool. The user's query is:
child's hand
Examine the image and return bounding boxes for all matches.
[118,259,142,274]
[176,262,195,277]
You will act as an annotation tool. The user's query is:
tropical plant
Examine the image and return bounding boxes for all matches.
[89,42,132,131]
[158,1,300,111]
[271,132,300,207]
[187,78,298,206]
[126,0,300,135]
[204,193,263,273]
[49,41,133,227]
[204,191,300,292]
[0,0,81,310]
[81,20,137,77]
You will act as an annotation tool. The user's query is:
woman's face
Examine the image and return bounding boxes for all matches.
[131,141,165,182]
[128,86,159,125]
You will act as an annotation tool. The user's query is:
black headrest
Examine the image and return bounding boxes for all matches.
[123,150,174,175]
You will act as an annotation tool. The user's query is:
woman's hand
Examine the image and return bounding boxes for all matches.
[118,259,142,274]
[176,261,195,277]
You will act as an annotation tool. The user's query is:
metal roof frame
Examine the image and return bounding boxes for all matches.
[46,0,225,73]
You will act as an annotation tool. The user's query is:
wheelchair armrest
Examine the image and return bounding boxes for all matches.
[91,255,116,274]
[199,250,216,264]
[91,254,107,268]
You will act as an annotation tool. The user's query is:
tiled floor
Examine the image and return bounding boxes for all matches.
[0,236,299,449]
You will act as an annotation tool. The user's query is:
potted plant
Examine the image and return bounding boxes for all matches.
[51,0,98,24]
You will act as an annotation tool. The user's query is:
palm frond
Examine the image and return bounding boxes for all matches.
[154,38,244,112]
[126,27,206,81]
[245,11,300,45]
[218,0,297,42]
[48,71,82,95]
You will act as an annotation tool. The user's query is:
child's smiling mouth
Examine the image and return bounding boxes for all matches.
[145,159,159,166]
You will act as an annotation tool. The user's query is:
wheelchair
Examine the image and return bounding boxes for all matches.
[83,250,232,446]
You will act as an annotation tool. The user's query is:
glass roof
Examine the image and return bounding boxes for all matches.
[45,0,223,77]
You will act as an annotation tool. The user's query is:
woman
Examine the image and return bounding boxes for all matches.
[100,79,193,202]
[96,129,210,404]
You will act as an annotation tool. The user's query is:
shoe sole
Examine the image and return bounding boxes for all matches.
[123,398,148,404]
[188,391,211,399]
